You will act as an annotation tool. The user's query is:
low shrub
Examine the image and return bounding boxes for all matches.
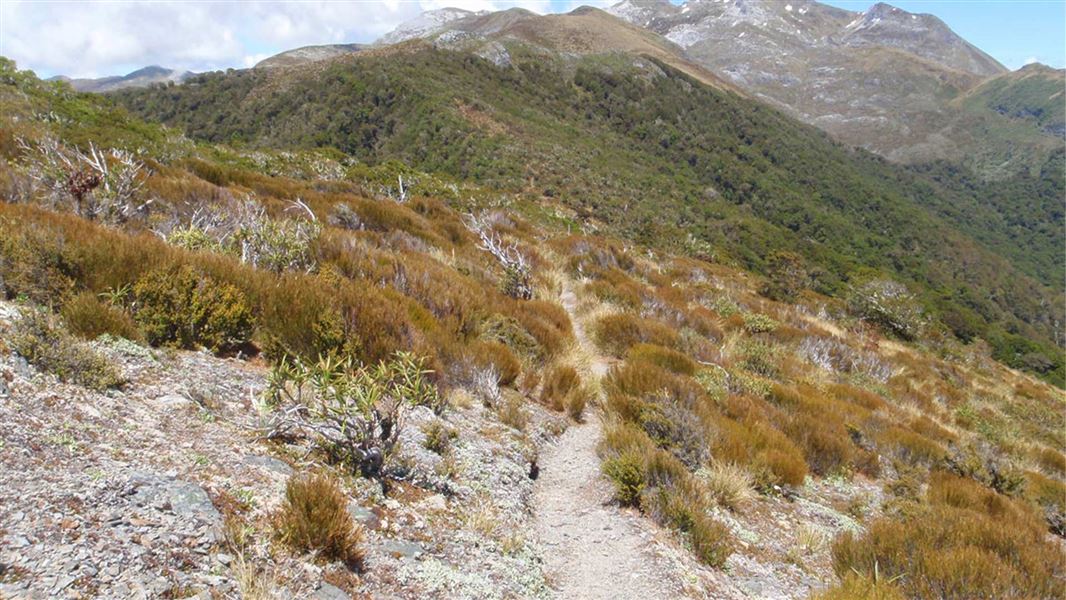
[479,313,542,360]
[733,338,780,378]
[603,450,645,507]
[0,220,77,305]
[878,426,947,466]
[60,292,142,341]
[712,417,808,488]
[133,264,254,354]
[539,364,580,411]
[271,473,365,569]
[626,343,696,376]
[1035,446,1066,477]
[592,313,679,358]
[262,352,437,477]
[10,309,124,391]
[831,473,1061,599]
[847,278,924,341]
[742,312,779,334]
[812,573,905,600]
[466,340,521,387]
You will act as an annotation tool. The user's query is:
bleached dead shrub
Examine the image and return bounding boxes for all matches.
[161,196,320,273]
[797,336,893,383]
[259,352,437,477]
[848,278,925,341]
[465,212,532,300]
[16,137,150,223]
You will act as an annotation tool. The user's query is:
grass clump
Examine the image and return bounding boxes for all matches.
[697,462,756,510]
[60,291,142,341]
[625,343,696,376]
[10,309,124,391]
[272,473,365,570]
[133,264,254,354]
[592,313,679,358]
[830,472,1062,599]
[540,366,592,421]
[421,419,457,455]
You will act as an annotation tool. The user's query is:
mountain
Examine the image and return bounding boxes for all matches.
[1,56,1063,600]
[109,37,1064,381]
[254,43,366,69]
[49,65,192,92]
[603,0,1057,179]
[377,7,489,45]
[957,62,1066,137]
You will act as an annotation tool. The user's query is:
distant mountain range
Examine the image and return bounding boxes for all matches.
[52,1,1063,179]
[49,65,192,93]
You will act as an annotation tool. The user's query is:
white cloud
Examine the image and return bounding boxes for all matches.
[1023,56,1040,65]
[0,0,560,78]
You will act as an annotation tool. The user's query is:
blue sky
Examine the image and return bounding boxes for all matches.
[1,0,1063,78]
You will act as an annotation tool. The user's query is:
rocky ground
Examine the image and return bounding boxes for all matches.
[0,291,884,599]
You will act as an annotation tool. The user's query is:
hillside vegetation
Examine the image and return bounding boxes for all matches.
[112,45,1063,384]
[0,56,1063,599]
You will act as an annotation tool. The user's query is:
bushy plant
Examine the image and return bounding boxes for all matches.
[162,197,320,273]
[812,573,905,600]
[626,343,696,376]
[421,419,458,455]
[741,312,779,334]
[271,473,365,569]
[132,265,255,354]
[848,278,925,341]
[262,351,437,477]
[60,291,142,341]
[831,472,1061,599]
[466,340,521,387]
[0,219,77,305]
[539,364,580,411]
[10,308,124,391]
[592,313,679,357]
[759,251,808,302]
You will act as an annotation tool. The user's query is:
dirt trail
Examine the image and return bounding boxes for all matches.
[532,282,691,599]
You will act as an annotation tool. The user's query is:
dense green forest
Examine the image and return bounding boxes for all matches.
[107,46,1064,384]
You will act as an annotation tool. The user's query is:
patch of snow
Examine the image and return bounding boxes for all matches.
[378,7,483,45]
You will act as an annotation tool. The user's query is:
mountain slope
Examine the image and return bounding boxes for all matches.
[605,0,1057,178]
[49,65,192,92]
[254,43,365,69]
[110,43,1064,382]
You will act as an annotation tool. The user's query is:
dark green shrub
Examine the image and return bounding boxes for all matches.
[132,265,254,354]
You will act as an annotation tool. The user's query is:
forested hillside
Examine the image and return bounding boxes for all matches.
[114,45,1064,383]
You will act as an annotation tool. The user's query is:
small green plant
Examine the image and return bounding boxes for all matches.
[422,419,457,455]
[61,291,142,341]
[262,351,437,477]
[741,312,779,334]
[10,308,124,391]
[603,451,645,507]
[271,473,365,569]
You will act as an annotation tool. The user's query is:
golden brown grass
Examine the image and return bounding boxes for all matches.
[271,473,365,570]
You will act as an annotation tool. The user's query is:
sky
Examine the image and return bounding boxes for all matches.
[0,0,1063,79]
